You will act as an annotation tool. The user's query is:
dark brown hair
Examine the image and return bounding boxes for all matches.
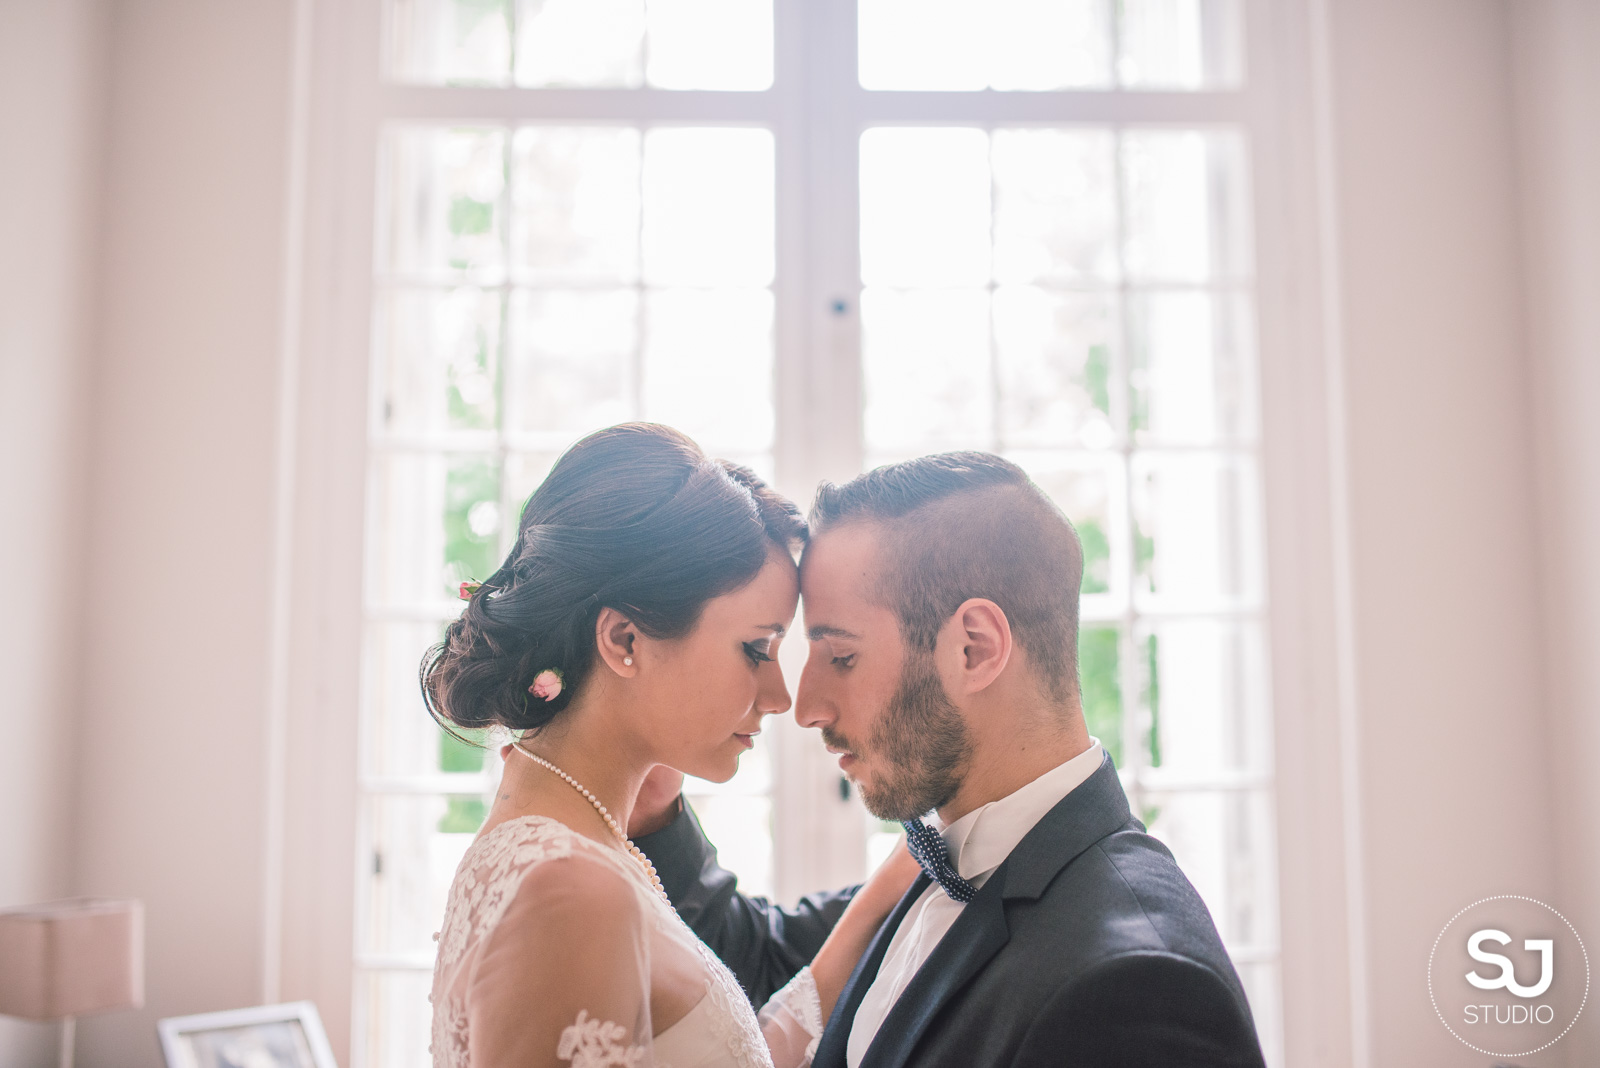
[421,423,806,736]
[809,451,1084,702]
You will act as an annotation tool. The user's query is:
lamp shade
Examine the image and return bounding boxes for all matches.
[0,899,144,1020]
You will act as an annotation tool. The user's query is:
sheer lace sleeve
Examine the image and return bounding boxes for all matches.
[466,851,657,1068]
[756,967,823,1068]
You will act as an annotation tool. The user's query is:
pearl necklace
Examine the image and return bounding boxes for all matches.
[511,743,668,902]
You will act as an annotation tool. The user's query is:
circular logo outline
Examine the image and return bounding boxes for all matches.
[1428,895,1590,1058]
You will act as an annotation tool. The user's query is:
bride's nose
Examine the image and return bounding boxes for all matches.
[755,660,792,717]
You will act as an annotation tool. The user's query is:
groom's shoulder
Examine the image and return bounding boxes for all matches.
[1015,820,1237,977]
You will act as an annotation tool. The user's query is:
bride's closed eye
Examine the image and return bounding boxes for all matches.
[743,641,775,665]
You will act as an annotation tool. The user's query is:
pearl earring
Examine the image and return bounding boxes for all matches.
[623,656,633,666]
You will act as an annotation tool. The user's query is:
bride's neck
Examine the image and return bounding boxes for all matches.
[504,701,650,838]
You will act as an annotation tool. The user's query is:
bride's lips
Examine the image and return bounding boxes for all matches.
[734,731,759,750]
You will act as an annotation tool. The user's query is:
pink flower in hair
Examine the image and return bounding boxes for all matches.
[529,668,564,702]
[459,581,483,601]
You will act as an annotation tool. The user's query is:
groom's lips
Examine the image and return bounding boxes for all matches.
[825,745,857,772]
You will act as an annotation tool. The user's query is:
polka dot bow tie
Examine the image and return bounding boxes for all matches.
[901,818,978,903]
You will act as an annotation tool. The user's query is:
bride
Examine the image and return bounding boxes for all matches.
[424,423,918,1068]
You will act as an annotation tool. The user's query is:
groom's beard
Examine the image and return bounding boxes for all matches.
[827,645,972,822]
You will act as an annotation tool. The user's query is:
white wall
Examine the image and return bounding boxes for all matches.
[1324,0,1570,1062]
[67,3,293,1065]
[4,1,1598,1065]
[1512,3,1600,1062]
[0,1,107,1063]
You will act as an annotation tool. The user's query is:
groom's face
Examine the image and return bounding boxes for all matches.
[795,523,971,820]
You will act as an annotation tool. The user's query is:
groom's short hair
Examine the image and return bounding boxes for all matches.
[809,452,1084,703]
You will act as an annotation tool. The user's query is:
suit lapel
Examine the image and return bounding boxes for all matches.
[811,873,931,1068]
[848,752,1135,1068]
[856,879,1010,1068]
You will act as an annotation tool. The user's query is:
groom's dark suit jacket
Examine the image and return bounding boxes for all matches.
[637,751,1265,1068]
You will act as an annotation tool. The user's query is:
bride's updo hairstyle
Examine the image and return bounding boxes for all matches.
[421,422,805,738]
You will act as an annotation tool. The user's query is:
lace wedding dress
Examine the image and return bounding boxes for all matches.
[431,815,822,1068]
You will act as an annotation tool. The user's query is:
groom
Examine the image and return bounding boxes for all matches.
[634,452,1266,1067]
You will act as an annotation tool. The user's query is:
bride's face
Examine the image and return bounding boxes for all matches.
[632,545,800,783]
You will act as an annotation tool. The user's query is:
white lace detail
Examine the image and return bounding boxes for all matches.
[685,933,771,1068]
[557,1010,650,1068]
[767,969,822,1060]
[435,816,577,971]
[430,814,778,1068]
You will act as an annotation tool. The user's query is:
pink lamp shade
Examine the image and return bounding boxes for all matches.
[0,899,144,1020]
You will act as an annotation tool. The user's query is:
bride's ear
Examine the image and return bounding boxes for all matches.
[595,607,640,676]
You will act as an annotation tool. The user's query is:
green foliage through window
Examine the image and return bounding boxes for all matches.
[1078,626,1121,766]
[448,196,494,236]
[1077,519,1111,594]
[438,796,487,834]
[440,727,488,773]
[1084,342,1111,415]
[1145,633,1162,767]
[443,457,501,595]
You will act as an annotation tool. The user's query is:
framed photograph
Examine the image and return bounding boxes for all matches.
[157,1001,337,1068]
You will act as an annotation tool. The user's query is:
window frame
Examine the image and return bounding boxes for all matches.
[273,3,1371,1067]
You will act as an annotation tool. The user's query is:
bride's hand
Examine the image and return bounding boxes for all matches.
[628,764,686,837]
[809,838,922,1018]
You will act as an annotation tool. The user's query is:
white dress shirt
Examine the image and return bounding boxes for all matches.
[845,740,1105,1068]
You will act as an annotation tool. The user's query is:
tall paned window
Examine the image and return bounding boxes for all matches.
[356,2,1280,1065]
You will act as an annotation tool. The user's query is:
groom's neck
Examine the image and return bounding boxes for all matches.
[936,709,1092,824]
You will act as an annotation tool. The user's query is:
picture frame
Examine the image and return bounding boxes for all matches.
[157,1001,337,1068]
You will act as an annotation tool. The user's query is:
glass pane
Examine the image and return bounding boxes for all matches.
[506,289,637,436]
[374,288,502,436]
[1237,963,1284,1067]
[684,794,773,898]
[641,289,774,453]
[990,0,1114,90]
[357,969,434,1068]
[1121,129,1252,283]
[1136,620,1270,773]
[643,128,774,286]
[1141,789,1277,950]
[1018,455,1119,597]
[362,793,485,956]
[506,451,563,516]
[380,127,507,283]
[1129,291,1257,445]
[387,0,511,85]
[859,0,1113,91]
[858,0,986,91]
[1130,453,1261,610]
[363,621,455,778]
[1117,0,1244,89]
[646,0,774,90]
[861,288,991,453]
[1077,624,1122,765]
[514,0,645,87]
[992,128,1119,284]
[368,452,503,605]
[860,128,990,287]
[510,127,640,283]
[993,288,1119,450]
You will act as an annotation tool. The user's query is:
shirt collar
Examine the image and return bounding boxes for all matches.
[936,739,1105,886]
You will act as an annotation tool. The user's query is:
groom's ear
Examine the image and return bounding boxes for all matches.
[942,598,1012,696]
